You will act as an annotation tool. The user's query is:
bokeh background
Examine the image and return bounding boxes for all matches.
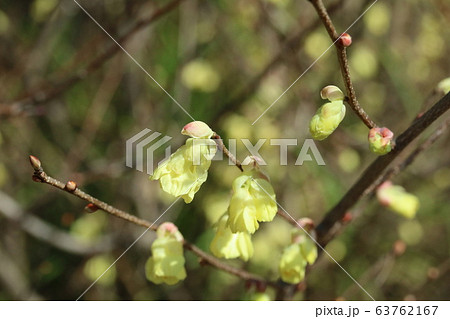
[0,0,449,300]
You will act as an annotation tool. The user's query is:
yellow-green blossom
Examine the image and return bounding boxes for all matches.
[145,223,186,285]
[368,127,394,155]
[150,134,217,203]
[250,292,272,301]
[292,229,318,265]
[279,230,318,284]
[210,214,253,261]
[310,85,346,140]
[279,243,307,284]
[376,181,419,218]
[227,170,277,234]
[437,77,450,95]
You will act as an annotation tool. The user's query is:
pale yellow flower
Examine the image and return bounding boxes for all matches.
[150,137,216,203]
[227,171,277,234]
[279,243,307,284]
[376,181,419,218]
[145,223,187,285]
[279,230,318,284]
[210,214,254,261]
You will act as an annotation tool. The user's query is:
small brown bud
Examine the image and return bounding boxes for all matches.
[427,267,440,280]
[65,180,77,192]
[297,218,315,231]
[84,203,98,213]
[32,175,42,182]
[340,33,352,47]
[296,281,307,292]
[29,155,42,171]
[255,281,267,293]
[342,212,353,223]
[393,240,406,256]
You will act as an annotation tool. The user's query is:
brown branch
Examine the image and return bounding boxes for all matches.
[211,0,345,122]
[212,133,244,172]
[364,115,450,197]
[316,92,450,246]
[308,0,377,129]
[0,0,186,118]
[29,156,269,285]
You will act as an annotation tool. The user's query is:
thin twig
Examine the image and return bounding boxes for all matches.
[29,158,269,285]
[212,133,244,171]
[316,92,450,246]
[308,0,377,129]
[0,0,186,118]
[211,0,344,122]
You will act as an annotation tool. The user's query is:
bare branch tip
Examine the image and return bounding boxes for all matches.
[29,155,42,171]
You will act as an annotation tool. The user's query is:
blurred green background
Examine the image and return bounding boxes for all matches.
[0,0,449,300]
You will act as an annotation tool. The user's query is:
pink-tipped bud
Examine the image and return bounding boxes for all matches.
[157,222,184,241]
[320,85,345,101]
[65,180,77,192]
[29,155,42,171]
[368,127,394,155]
[181,121,214,138]
[84,203,99,213]
[340,33,352,47]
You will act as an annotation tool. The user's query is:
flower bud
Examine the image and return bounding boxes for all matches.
[368,127,394,155]
[339,33,352,47]
[309,100,346,140]
[320,85,345,102]
[29,155,42,171]
[376,181,419,218]
[84,203,99,213]
[65,180,77,192]
[437,77,450,95]
[181,121,214,138]
[157,222,184,242]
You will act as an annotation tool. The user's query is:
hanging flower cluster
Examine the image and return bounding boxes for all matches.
[376,181,419,219]
[150,121,217,203]
[227,170,277,234]
[309,85,346,140]
[145,222,187,285]
[210,158,278,261]
[279,228,318,284]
